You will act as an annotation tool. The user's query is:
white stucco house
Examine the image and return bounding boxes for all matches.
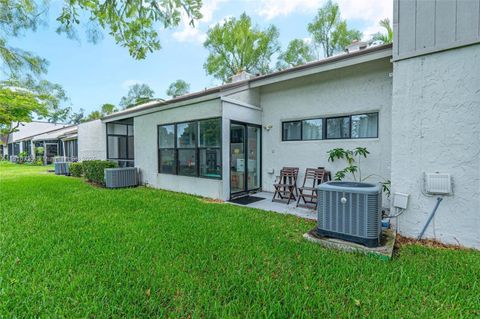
[1,121,79,163]
[0,0,476,249]
[70,0,480,249]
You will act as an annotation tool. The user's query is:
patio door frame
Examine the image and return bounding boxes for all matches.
[229,120,262,199]
[44,142,59,164]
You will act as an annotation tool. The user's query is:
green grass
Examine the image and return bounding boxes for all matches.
[0,162,479,318]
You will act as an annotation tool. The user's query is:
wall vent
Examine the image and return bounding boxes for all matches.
[424,173,452,195]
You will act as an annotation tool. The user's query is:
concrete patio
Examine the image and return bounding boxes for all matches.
[229,191,318,220]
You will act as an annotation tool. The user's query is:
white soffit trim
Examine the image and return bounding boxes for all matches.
[220,97,261,110]
[102,95,221,123]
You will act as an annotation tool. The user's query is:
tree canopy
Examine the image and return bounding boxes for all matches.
[0,0,49,78]
[166,79,190,98]
[119,84,155,109]
[0,77,69,139]
[372,18,393,44]
[84,110,102,121]
[277,39,316,69]
[101,103,118,115]
[56,0,202,60]
[203,13,280,82]
[307,1,362,57]
[69,108,85,124]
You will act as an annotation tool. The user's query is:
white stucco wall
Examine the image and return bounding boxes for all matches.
[134,99,224,199]
[260,59,393,203]
[391,44,480,249]
[77,119,106,161]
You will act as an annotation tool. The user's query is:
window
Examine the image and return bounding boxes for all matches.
[178,149,196,176]
[303,119,323,140]
[65,140,78,158]
[107,123,127,135]
[351,113,378,138]
[159,149,175,174]
[106,120,134,167]
[282,112,378,141]
[326,116,350,139]
[22,140,32,156]
[158,118,222,179]
[13,142,20,155]
[158,125,175,148]
[177,122,196,148]
[282,121,302,141]
[199,118,221,178]
[282,119,322,141]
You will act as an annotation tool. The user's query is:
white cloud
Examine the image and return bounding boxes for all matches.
[257,0,392,40]
[172,0,226,43]
[257,0,322,20]
[172,26,207,43]
[336,0,392,39]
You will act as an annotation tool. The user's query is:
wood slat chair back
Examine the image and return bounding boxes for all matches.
[272,167,299,204]
[296,168,326,209]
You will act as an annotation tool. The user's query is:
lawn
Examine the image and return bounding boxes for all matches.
[0,162,479,318]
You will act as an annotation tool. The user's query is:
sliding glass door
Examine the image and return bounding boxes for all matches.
[230,121,261,198]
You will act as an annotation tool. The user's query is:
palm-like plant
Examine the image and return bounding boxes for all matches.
[327,147,391,197]
[372,18,393,44]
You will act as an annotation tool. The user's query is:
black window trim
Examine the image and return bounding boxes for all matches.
[325,115,351,140]
[281,112,379,141]
[282,120,303,141]
[158,117,222,180]
[106,122,134,165]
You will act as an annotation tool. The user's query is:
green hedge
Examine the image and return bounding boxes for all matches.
[82,160,117,185]
[69,162,83,177]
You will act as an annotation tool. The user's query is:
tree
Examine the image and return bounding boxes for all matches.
[0,0,49,78]
[56,0,202,60]
[372,18,393,44]
[0,85,49,143]
[307,1,362,57]
[69,108,85,124]
[166,80,190,98]
[85,110,102,121]
[1,77,69,122]
[101,103,117,115]
[119,84,155,109]
[0,1,202,77]
[203,13,280,82]
[277,39,316,69]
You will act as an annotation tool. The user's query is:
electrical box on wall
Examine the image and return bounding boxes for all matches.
[424,173,453,195]
[393,192,409,209]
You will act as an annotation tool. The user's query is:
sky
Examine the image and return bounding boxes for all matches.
[11,0,392,114]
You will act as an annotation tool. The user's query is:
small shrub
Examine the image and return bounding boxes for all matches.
[69,162,83,177]
[35,147,44,156]
[18,151,28,164]
[82,160,117,185]
[327,147,391,197]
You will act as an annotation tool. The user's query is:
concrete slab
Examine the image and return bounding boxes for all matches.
[303,228,396,261]
[229,191,317,220]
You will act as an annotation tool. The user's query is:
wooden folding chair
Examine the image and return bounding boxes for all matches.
[272,167,299,204]
[296,168,326,209]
